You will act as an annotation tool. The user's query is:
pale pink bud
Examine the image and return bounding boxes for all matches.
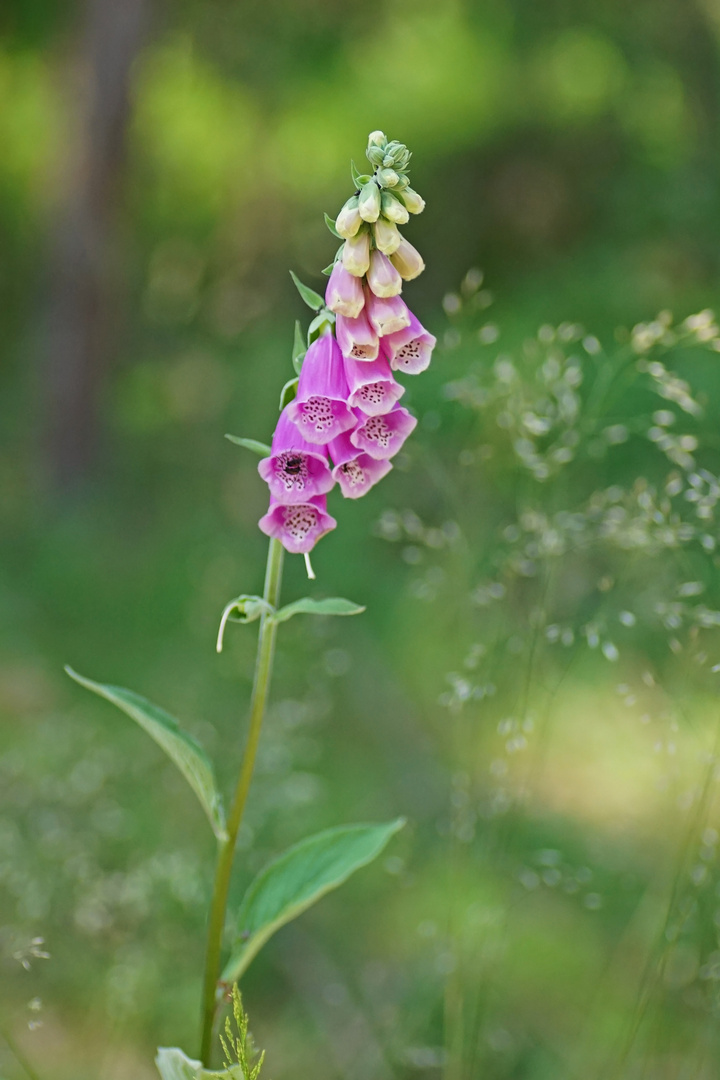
[380,191,409,225]
[364,287,411,337]
[390,237,425,281]
[342,231,370,277]
[358,182,381,223]
[373,219,401,255]
[367,250,403,298]
[325,262,364,318]
[401,187,425,214]
[335,196,362,239]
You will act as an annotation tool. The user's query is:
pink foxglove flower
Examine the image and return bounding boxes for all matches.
[287,333,355,443]
[366,250,403,298]
[373,219,401,255]
[336,310,379,362]
[350,404,417,460]
[259,495,337,554]
[364,288,411,338]
[258,408,334,503]
[325,262,364,318]
[390,237,425,281]
[329,431,392,499]
[381,311,437,374]
[343,353,404,416]
[342,231,371,277]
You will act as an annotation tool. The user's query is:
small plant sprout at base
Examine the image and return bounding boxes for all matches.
[63,130,423,1077]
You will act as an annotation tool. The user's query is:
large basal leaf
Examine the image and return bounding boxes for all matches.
[156,1048,243,1080]
[222,819,405,982]
[65,668,227,841]
[271,597,365,624]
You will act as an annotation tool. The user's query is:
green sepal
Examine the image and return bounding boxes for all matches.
[224,435,272,457]
[271,596,365,623]
[279,376,299,410]
[221,819,405,983]
[223,595,275,624]
[64,667,227,842]
[307,310,335,344]
[351,160,363,187]
[289,270,323,312]
[292,320,306,374]
[320,263,335,276]
[324,212,342,239]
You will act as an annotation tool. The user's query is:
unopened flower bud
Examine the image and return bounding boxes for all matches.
[394,174,410,190]
[390,237,425,281]
[335,196,362,239]
[373,218,401,255]
[341,230,371,277]
[366,145,386,169]
[358,182,381,223]
[367,249,403,298]
[380,191,409,224]
[367,130,386,148]
[325,261,365,318]
[377,168,399,188]
[401,186,425,214]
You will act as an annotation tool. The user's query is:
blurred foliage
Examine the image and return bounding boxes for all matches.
[4,0,720,1078]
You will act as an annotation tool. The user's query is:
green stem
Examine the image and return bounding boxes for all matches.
[200,537,285,1065]
[0,1020,42,1080]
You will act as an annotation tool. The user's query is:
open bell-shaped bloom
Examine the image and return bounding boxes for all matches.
[364,288,411,338]
[343,353,404,416]
[258,407,334,504]
[367,250,403,298]
[390,237,425,281]
[336,309,379,362]
[286,333,355,443]
[325,262,364,318]
[350,404,417,460]
[381,311,437,375]
[342,231,371,277]
[329,431,392,499]
[259,495,337,554]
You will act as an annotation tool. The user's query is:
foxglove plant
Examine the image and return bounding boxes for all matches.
[62,131,431,1079]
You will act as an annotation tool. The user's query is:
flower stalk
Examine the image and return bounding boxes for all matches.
[200,537,284,1065]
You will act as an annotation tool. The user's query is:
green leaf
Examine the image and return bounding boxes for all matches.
[350,161,371,188]
[225,435,271,457]
[65,668,227,842]
[155,1048,242,1080]
[292,320,306,375]
[324,212,342,239]
[271,597,366,624]
[222,819,405,983]
[320,263,335,276]
[307,311,335,344]
[289,270,323,312]
[279,376,299,411]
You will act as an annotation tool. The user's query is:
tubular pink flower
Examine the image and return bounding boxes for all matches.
[390,237,425,281]
[286,333,355,443]
[342,231,371,277]
[343,353,404,416]
[364,287,411,338]
[329,431,392,498]
[259,495,337,554]
[381,311,437,375]
[258,407,334,504]
[350,404,417,460]
[367,250,403,298]
[336,310,379,362]
[325,262,364,318]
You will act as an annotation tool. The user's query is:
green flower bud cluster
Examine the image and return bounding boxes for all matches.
[327,131,426,284]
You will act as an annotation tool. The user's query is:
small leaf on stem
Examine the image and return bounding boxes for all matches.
[292,320,306,375]
[272,597,366,623]
[289,270,324,312]
[324,212,342,239]
[222,819,405,983]
[224,436,271,457]
[279,377,299,411]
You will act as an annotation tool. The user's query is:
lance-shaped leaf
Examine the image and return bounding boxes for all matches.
[155,1048,242,1080]
[291,320,306,375]
[225,435,271,457]
[65,668,227,841]
[222,819,405,983]
[279,376,299,411]
[289,270,324,312]
[324,212,342,239]
[271,597,365,624]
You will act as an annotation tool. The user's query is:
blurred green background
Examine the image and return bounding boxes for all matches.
[5,0,720,1077]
